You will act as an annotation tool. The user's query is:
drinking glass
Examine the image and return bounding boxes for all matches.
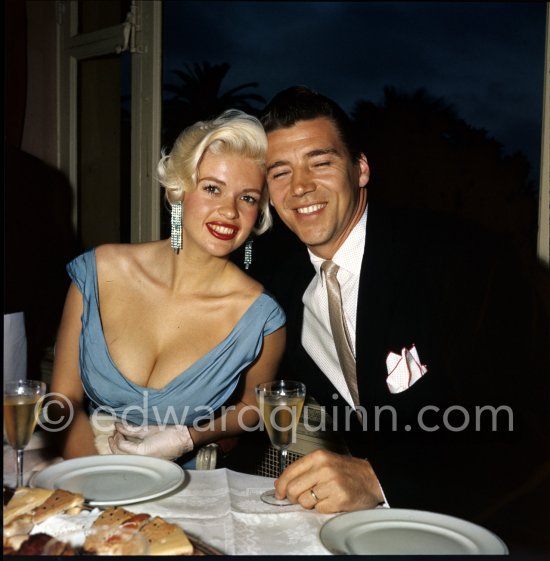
[3,379,46,487]
[256,380,306,505]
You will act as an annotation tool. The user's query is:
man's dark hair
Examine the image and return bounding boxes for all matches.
[260,86,362,161]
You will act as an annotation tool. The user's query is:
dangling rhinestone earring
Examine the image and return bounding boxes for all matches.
[171,201,182,254]
[244,238,253,270]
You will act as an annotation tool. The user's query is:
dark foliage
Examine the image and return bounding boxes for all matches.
[161,62,265,150]
[353,86,538,256]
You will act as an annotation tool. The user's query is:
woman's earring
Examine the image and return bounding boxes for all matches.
[171,201,183,254]
[244,238,253,270]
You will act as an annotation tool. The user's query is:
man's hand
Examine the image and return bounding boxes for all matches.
[109,422,194,461]
[275,449,384,513]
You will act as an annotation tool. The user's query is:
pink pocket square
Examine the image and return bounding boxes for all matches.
[386,344,428,394]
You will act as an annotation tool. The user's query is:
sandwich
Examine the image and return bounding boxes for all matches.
[139,515,194,555]
[3,491,195,555]
[3,487,54,525]
[84,507,151,553]
[88,507,193,555]
[31,489,85,523]
[3,487,84,551]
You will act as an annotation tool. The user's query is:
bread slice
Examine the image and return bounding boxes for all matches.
[84,506,139,552]
[3,514,34,550]
[119,512,151,531]
[3,487,54,525]
[3,514,34,539]
[139,516,193,555]
[90,506,136,529]
[31,489,85,523]
[83,512,152,555]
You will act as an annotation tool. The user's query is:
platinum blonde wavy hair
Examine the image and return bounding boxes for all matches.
[157,109,272,235]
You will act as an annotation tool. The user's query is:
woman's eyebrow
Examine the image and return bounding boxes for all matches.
[198,175,225,185]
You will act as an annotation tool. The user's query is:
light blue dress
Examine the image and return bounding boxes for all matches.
[66,249,285,467]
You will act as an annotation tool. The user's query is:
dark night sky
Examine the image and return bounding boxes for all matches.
[163,1,547,182]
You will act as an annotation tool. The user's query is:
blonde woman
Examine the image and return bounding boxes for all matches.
[51,110,286,468]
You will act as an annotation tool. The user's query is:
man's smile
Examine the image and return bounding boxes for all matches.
[295,203,327,215]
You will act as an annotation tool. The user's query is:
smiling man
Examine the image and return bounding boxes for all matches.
[266,116,369,260]
[258,86,549,555]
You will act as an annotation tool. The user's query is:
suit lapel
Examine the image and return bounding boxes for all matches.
[356,201,402,406]
[280,202,416,409]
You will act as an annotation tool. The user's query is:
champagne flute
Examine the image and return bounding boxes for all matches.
[4,379,46,488]
[256,380,306,506]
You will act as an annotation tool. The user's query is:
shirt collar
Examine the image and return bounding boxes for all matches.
[308,203,368,279]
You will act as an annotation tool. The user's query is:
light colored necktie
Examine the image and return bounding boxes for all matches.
[321,260,360,407]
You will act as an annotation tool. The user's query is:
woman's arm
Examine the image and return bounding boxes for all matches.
[189,326,286,447]
[49,283,97,458]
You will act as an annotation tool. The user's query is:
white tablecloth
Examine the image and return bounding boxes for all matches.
[123,468,333,554]
[3,433,333,555]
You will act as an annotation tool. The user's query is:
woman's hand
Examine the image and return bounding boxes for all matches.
[109,422,194,460]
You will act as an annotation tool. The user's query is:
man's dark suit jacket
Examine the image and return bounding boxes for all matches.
[260,199,549,555]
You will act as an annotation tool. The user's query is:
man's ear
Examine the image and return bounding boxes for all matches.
[358,153,370,188]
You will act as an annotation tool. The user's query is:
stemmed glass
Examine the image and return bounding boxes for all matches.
[3,379,46,488]
[256,380,306,505]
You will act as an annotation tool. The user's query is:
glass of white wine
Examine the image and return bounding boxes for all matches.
[4,379,46,488]
[256,380,306,506]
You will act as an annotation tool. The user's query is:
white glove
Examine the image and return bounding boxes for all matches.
[109,422,194,461]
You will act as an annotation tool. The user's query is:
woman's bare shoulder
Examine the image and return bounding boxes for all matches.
[95,241,164,276]
[231,265,265,300]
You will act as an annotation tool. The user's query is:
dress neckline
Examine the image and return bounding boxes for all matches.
[89,248,265,392]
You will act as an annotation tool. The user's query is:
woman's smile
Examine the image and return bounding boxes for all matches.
[206,221,239,240]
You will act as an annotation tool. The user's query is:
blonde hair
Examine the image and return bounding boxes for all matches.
[157,109,272,235]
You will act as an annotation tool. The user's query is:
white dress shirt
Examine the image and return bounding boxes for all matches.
[302,204,388,506]
[302,205,368,408]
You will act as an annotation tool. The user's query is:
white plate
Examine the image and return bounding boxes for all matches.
[30,455,187,506]
[320,509,508,555]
